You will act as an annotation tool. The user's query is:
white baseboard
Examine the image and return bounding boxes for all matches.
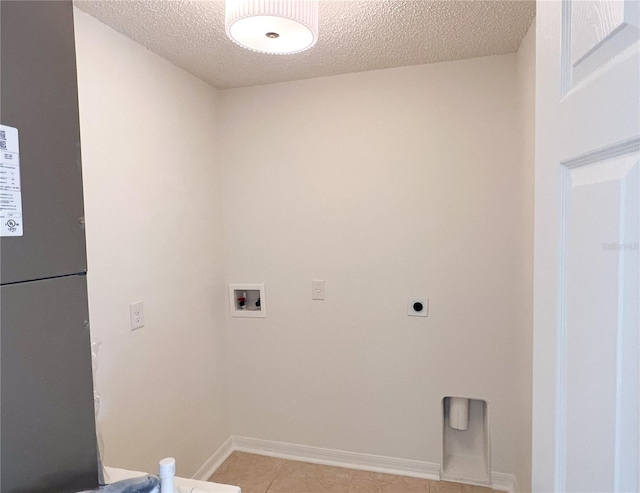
[192,436,234,481]
[196,435,519,493]
[491,471,519,493]
[232,435,441,480]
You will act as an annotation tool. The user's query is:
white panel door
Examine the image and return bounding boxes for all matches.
[533,1,639,492]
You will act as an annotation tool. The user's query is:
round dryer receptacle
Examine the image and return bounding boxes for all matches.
[408,297,429,317]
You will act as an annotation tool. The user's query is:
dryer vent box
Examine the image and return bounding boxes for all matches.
[441,397,490,487]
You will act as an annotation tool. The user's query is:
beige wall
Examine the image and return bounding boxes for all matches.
[74,8,230,477]
[74,8,535,484]
[515,19,536,492]
[220,54,529,479]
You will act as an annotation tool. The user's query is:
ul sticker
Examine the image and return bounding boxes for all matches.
[0,124,23,237]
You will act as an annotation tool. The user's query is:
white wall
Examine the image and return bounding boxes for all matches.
[515,19,536,492]
[220,54,529,479]
[73,9,535,484]
[74,8,229,477]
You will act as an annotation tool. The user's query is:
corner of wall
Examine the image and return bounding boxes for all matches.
[74,7,231,477]
[514,16,536,493]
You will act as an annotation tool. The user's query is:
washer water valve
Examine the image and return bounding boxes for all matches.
[237,292,247,309]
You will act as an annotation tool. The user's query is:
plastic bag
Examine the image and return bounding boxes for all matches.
[79,475,160,493]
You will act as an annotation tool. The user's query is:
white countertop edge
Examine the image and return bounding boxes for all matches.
[104,466,241,493]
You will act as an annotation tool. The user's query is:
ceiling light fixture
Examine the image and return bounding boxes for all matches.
[225,0,318,55]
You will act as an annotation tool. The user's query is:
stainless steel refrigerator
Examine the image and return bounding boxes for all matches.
[1,1,100,491]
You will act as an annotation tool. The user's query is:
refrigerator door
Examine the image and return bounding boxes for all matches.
[0,0,87,284]
[1,275,99,493]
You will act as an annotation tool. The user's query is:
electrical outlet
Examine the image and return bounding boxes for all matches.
[130,301,145,330]
[312,280,325,300]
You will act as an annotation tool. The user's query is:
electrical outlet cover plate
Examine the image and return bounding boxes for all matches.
[312,280,325,300]
[130,301,145,330]
[408,297,428,317]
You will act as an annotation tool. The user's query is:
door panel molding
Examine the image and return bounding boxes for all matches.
[557,146,639,491]
[561,136,640,169]
[561,0,640,96]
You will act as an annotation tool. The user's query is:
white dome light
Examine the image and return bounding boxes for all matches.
[225,0,318,55]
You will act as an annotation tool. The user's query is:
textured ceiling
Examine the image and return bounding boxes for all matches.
[75,0,535,90]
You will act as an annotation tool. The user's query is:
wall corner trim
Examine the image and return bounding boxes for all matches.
[491,471,519,493]
[192,436,234,481]
[195,435,519,493]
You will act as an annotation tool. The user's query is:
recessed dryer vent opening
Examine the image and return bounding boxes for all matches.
[441,397,490,487]
[229,283,266,318]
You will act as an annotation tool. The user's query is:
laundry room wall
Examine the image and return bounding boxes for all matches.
[72,5,535,486]
[74,8,230,477]
[514,19,536,492]
[220,52,531,484]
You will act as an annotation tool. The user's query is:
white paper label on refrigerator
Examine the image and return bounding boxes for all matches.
[0,125,23,236]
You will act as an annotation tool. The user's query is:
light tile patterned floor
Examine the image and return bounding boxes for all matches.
[209,452,499,493]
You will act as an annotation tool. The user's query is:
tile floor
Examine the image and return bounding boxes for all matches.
[209,452,501,493]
